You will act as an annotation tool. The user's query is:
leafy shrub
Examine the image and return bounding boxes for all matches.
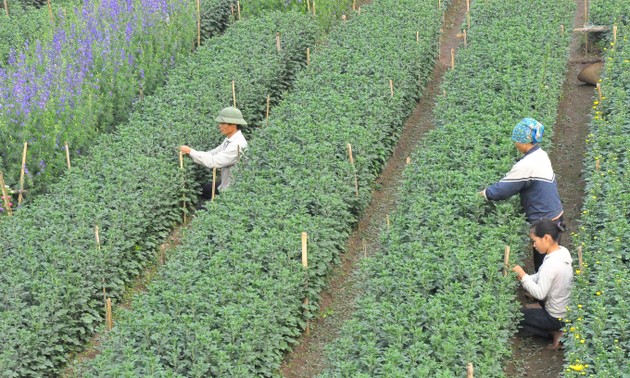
[0,11,315,376]
[321,0,576,376]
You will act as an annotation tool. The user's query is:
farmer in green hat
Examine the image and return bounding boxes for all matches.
[180,106,248,197]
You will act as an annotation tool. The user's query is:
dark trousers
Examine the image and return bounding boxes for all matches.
[519,306,563,339]
[532,215,566,272]
[201,181,220,199]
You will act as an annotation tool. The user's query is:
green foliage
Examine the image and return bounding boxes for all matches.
[77,0,441,376]
[321,0,576,376]
[0,12,316,376]
[563,22,630,378]
[0,2,58,63]
[590,0,630,26]
[240,0,351,32]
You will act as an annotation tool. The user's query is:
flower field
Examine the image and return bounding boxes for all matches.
[563,0,630,375]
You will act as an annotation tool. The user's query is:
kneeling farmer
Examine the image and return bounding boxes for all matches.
[180,106,248,197]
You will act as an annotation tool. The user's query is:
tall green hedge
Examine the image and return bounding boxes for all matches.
[0,11,316,377]
[78,0,444,376]
[321,0,575,376]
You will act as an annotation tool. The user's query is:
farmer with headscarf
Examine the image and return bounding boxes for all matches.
[479,118,565,272]
[180,106,248,197]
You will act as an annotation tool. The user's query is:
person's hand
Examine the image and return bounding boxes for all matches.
[180,145,192,155]
[512,265,526,280]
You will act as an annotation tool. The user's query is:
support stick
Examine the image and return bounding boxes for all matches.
[211,167,217,201]
[613,25,617,45]
[503,245,510,276]
[560,24,564,34]
[466,0,469,12]
[232,80,236,107]
[467,362,474,378]
[467,12,470,29]
[0,172,12,216]
[266,94,271,126]
[179,151,184,170]
[196,0,200,47]
[312,0,315,16]
[95,225,101,249]
[596,83,602,101]
[105,298,113,331]
[65,141,71,169]
[306,47,310,65]
[276,33,281,51]
[179,151,186,223]
[451,48,455,69]
[231,3,234,17]
[18,142,27,205]
[301,232,309,335]
[595,158,600,171]
[406,156,411,165]
[416,31,419,43]
[307,0,310,13]
[3,0,9,17]
[47,0,54,25]
[353,0,355,11]
[237,0,240,20]
[463,29,467,47]
[347,143,359,198]
[577,246,583,271]
[584,0,588,26]
[386,214,390,230]
[389,79,394,97]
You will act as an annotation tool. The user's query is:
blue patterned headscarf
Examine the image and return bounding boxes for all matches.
[511,118,544,144]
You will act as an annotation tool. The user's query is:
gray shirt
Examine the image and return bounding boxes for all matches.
[189,130,248,190]
[521,246,573,318]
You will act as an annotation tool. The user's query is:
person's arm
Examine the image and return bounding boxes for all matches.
[484,162,530,201]
[189,144,238,169]
[520,265,553,300]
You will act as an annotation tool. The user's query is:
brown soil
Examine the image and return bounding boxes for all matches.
[504,0,593,376]
[279,0,469,376]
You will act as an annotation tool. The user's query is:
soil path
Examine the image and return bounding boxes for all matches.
[504,0,594,376]
[279,0,469,376]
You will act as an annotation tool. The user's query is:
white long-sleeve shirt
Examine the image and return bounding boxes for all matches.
[189,130,248,191]
[521,246,573,318]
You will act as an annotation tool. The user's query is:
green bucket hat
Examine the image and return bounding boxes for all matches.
[215,106,247,126]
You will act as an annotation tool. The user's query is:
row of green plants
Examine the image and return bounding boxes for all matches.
[562,20,629,378]
[0,0,233,201]
[76,0,446,376]
[0,12,316,376]
[590,0,629,26]
[239,0,352,32]
[321,0,576,376]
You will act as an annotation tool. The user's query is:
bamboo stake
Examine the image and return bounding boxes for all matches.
[18,142,27,205]
[312,0,315,16]
[467,362,474,378]
[302,232,310,335]
[595,158,600,171]
[352,0,355,11]
[386,214,390,230]
[179,151,186,223]
[357,6,360,15]
[577,246,583,271]
[466,0,469,12]
[265,94,271,126]
[613,25,617,45]
[389,79,394,97]
[416,31,419,43]
[560,24,564,34]
[503,245,511,276]
[451,48,455,69]
[438,0,441,10]
[306,0,310,13]
[347,143,359,198]
[596,83,602,101]
[3,0,9,17]
[276,33,281,51]
[0,172,12,216]
[236,145,241,163]
[231,3,234,17]
[105,298,113,331]
[466,12,470,29]
[584,0,588,26]
[47,0,54,25]
[306,47,310,65]
[463,29,467,47]
[237,0,240,20]
[196,0,200,47]
[406,156,411,165]
[179,151,184,170]
[211,167,217,201]
[232,80,236,107]
[65,141,71,169]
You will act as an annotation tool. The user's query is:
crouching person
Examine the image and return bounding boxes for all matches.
[180,106,248,198]
[512,218,573,350]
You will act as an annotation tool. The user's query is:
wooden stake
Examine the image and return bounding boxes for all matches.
[211,167,217,201]
[451,48,455,69]
[466,12,470,29]
[560,24,564,34]
[95,225,101,249]
[347,143,359,198]
[306,0,310,13]
[306,47,310,65]
[467,362,474,378]
[312,0,315,16]
[301,232,310,335]
[584,0,588,26]
[232,80,236,107]
[47,0,54,25]
[577,246,583,271]
[613,25,617,45]
[416,31,419,43]
[595,158,600,171]
[352,0,355,11]
[237,0,240,20]
[18,142,28,205]
[266,94,271,126]
[105,297,113,331]
[406,156,411,165]
[463,29,467,47]
[179,151,186,223]
[596,83,602,101]
[389,79,394,97]
[196,0,200,47]
[0,172,13,216]
[179,151,184,170]
[3,0,9,17]
[65,141,71,169]
[357,6,360,15]
[466,0,470,12]
[386,214,390,230]
[231,3,234,17]
[276,33,281,52]
[503,245,511,276]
